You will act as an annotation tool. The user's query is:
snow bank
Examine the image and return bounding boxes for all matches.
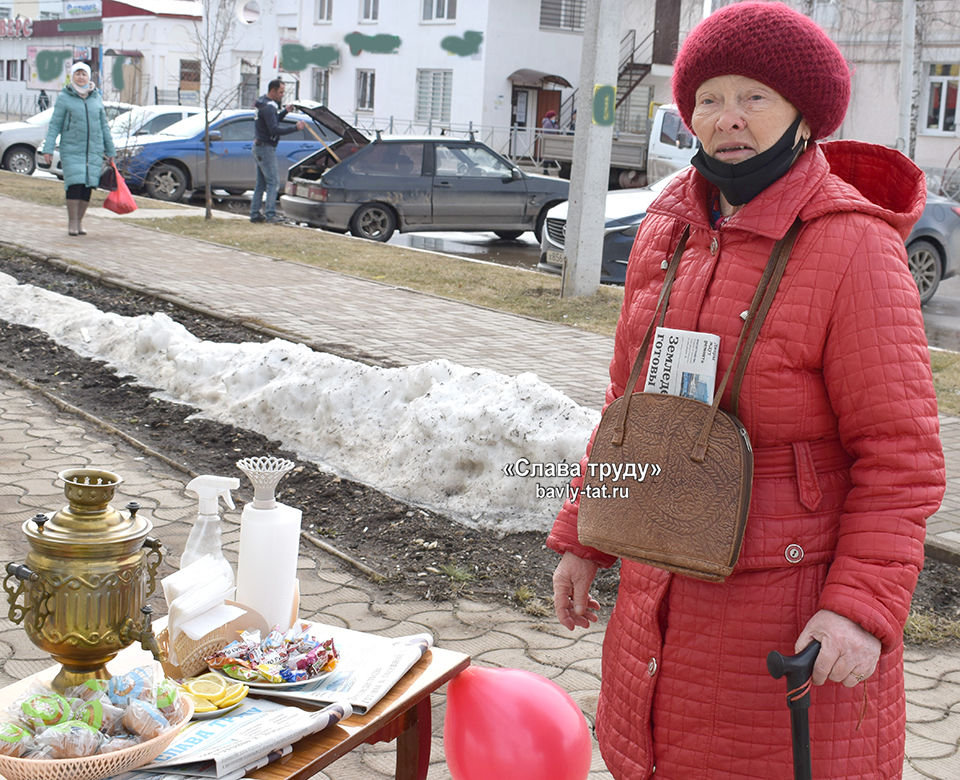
[0,273,599,532]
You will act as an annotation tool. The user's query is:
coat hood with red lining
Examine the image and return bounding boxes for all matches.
[650,139,926,243]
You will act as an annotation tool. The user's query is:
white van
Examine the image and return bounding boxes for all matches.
[646,104,699,183]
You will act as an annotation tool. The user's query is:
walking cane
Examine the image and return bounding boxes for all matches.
[767,640,821,780]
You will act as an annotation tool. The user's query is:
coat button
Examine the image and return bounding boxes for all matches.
[709,237,719,255]
[785,544,804,564]
[647,657,658,676]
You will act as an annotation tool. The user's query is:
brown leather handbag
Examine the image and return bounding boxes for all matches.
[577,220,802,581]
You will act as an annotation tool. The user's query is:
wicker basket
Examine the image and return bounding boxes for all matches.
[158,626,229,679]
[0,698,194,780]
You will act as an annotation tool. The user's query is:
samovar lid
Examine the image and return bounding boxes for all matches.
[24,469,151,544]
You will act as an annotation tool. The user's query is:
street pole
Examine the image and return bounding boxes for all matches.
[897,0,916,155]
[561,0,624,298]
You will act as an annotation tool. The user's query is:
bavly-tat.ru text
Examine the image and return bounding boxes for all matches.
[536,483,629,501]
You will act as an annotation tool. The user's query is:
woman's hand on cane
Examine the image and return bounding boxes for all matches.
[553,551,601,630]
[795,608,880,687]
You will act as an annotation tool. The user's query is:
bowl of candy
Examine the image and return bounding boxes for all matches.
[206,622,339,687]
[0,665,194,780]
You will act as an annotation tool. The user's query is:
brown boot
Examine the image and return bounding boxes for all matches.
[66,200,80,236]
[77,200,89,235]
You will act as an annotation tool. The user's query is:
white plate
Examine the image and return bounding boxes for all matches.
[191,700,243,720]
[208,667,333,690]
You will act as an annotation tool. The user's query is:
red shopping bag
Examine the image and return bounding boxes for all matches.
[103,162,137,214]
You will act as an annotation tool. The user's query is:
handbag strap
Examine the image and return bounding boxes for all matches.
[612,219,803,458]
[612,226,690,445]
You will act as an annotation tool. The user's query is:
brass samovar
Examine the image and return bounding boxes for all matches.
[4,468,165,691]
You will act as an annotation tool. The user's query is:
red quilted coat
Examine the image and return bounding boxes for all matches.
[547,141,945,779]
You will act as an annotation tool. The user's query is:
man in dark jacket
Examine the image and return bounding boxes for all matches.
[250,79,304,223]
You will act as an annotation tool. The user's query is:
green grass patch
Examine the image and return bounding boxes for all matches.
[904,608,960,645]
[0,169,191,210]
[931,349,960,417]
[136,215,624,336]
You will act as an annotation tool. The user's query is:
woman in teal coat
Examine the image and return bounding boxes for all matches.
[41,62,115,236]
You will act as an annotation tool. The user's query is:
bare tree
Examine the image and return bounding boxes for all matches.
[193,0,240,219]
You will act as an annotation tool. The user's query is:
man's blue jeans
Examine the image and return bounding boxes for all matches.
[251,144,279,219]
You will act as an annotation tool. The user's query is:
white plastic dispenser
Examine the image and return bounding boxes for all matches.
[235,456,302,631]
[182,475,240,587]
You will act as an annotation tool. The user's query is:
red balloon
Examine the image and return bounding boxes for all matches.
[444,665,593,780]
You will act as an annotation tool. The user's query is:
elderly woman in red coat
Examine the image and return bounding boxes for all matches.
[547,3,946,778]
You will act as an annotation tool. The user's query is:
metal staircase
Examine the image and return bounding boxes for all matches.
[557,29,654,134]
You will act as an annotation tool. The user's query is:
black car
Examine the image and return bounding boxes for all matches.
[281,102,569,243]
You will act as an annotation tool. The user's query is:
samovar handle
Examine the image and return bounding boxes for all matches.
[3,562,38,625]
[142,537,163,598]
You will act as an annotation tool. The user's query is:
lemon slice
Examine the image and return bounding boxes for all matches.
[214,683,249,709]
[194,672,229,687]
[185,692,217,713]
[186,679,225,699]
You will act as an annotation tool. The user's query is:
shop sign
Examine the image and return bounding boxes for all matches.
[65,1,102,18]
[0,17,33,37]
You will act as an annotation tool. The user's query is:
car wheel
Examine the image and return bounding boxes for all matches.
[907,239,942,305]
[535,205,558,244]
[145,163,188,201]
[350,203,396,242]
[494,230,523,240]
[223,188,247,196]
[3,145,36,175]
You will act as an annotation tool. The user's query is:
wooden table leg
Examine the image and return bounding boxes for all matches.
[365,697,433,780]
[394,698,431,780]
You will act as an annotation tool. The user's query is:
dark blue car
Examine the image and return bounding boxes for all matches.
[115,109,336,201]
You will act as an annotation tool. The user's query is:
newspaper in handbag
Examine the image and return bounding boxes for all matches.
[577,220,802,581]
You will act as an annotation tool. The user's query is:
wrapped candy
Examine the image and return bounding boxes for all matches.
[206,624,339,684]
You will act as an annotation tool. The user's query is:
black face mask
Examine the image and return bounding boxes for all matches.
[691,115,806,206]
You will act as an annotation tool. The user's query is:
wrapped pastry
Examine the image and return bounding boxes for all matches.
[121,700,169,741]
[100,735,140,753]
[107,666,156,708]
[0,722,33,757]
[34,720,101,759]
[18,691,72,731]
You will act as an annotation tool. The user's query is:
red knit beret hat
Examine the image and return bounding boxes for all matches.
[672,1,851,140]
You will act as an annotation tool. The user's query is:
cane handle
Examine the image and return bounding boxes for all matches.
[767,640,821,709]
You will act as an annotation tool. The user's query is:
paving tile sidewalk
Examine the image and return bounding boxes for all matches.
[1,197,960,775]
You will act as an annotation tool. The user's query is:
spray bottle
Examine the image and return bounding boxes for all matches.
[183,475,240,587]
[235,457,302,631]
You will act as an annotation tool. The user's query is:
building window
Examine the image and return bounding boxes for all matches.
[422,0,455,21]
[926,64,958,134]
[356,69,375,110]
[179,59,201,90]
[360,0,378,21]
[0,7,11,18]
[416,69,452,122]
[539,0,585,32]
[316,0,332,22]
[313,67,330,104]
[6,60,17,80]
[20,58,26,80]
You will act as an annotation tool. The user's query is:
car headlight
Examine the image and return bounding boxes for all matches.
[617,224,640,239]
[116,146,143,161]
